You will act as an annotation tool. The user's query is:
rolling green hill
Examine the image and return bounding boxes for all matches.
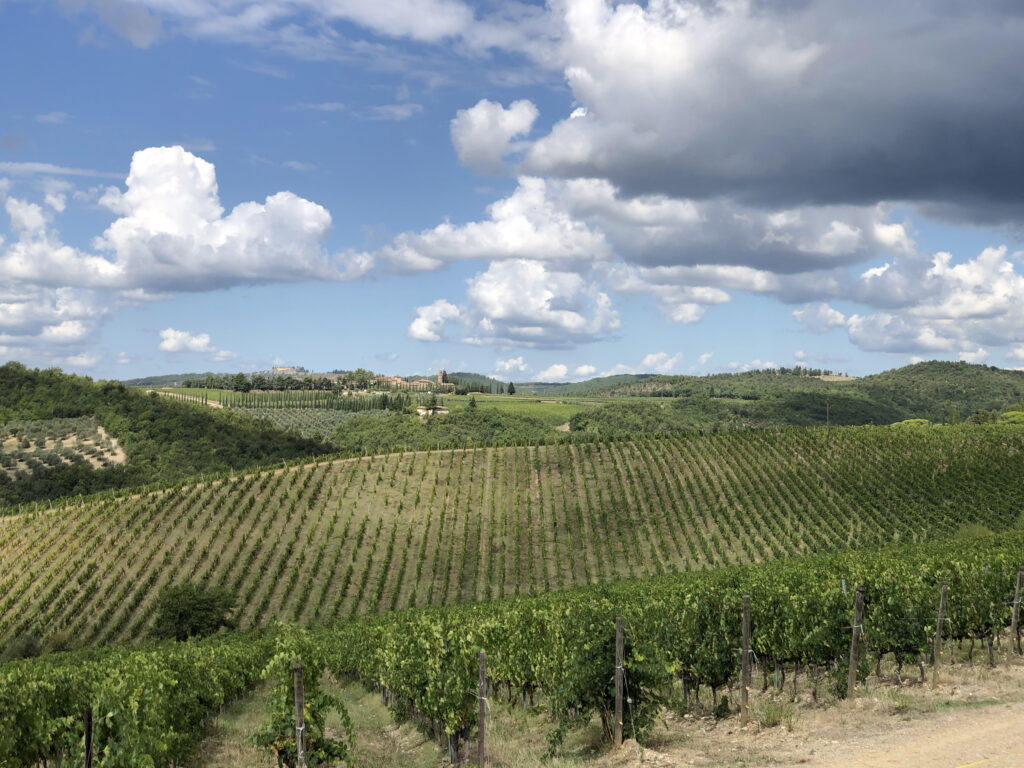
[0,363,331,506]
[2,423,1022,653]
[516,373,649,395]
[119,372,217,387]
[563,362,1024,429]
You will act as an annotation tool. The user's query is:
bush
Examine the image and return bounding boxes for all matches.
[152,582,237,641]
[0,632,42,661]
[752,696,796,730]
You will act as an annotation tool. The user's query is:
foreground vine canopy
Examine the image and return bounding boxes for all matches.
[2,532,1022,765]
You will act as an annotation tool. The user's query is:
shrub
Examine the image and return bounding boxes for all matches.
[152,582,237,641]
[0,632,42,661]
[752,696,796,730]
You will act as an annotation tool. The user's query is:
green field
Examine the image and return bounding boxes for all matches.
[3,424,1023,652]
[439,393,604,426]
[154,387,603,424]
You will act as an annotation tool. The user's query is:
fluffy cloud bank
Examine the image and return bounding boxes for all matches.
[409,259,619,349]
[408,300,462,342]
[378,176,906,337]
[1,147,369,294]
[379,177,611,272]
[0,146,368,364]
[15,1,1024,367]
[792,246,1024,362]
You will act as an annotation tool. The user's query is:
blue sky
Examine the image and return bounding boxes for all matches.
[2,1,1023,382]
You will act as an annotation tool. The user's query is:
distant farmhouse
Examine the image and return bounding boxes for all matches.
[371,370,455,392]
[268,365,307,376]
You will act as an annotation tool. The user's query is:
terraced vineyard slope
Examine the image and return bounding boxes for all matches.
[2,425,1023,650]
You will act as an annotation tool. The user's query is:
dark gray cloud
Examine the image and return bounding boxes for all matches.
[525,0,1024,221]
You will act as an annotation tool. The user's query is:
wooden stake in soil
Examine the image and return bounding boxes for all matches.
[932,581,947,689]
[478,651,487,766]
[84,706,93,768]
[847,586,865,698]
[1011,566,1023,655]
[741,595,751,725]
[614,616,624,747]
[294,662,307,768]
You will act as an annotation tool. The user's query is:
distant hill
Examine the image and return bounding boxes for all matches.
[0,363,331,506]
[855,361,1024,420]
[563,362,1024,433]
[120,372,214,387]
[517,374,650,395]
[561,362,1024,406]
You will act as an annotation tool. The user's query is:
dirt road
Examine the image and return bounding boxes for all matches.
[611,697,1024,768]
[801,701,1024,768]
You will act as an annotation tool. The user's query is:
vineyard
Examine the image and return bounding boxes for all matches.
[4,530,1024,766]
[2,425,1024,652]
[237,398,597,440]
[235,408,383,439]
[153,388,595,439]
[155,387,423,411]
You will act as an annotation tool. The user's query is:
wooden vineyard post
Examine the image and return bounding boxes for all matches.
[1011,567,1023,655]
[84,706,93,768]
[847,586,864,698]
[614,616,624,747]
[478,651,487,766]
[932,581,947,688]
[294,662,307,768]
[741,595,751,725]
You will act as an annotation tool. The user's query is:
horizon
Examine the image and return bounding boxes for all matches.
[14,356,1014,387]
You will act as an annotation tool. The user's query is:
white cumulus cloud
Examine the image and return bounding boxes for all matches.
[451,99,539,175]
[158,327,237,360]
[536,363,569,381]
[95,146,371,291]
[639,351,682,373]
[379,177,611,271]
[65,352,99,367]
[792,303,848,333]
[462,259,619,348]
[495,356,529,373]
[408,299,462,341]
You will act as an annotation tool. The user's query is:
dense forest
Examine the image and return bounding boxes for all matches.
[0,363,330,506]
